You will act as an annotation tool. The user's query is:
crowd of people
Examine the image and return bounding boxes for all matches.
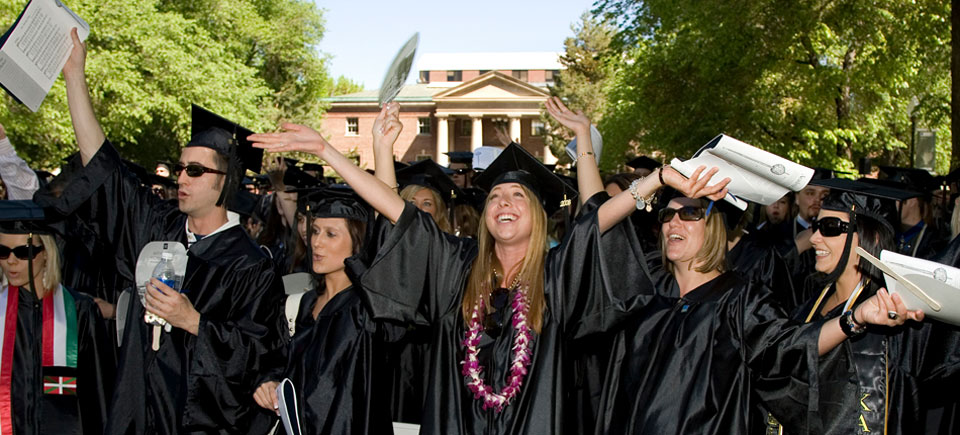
[2,29,960,435]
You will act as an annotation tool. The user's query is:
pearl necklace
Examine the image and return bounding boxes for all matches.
[460,278,533,412]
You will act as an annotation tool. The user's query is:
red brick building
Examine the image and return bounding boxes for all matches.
[321,52,563,168]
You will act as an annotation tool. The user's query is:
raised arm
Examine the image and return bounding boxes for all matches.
[817,287,923,356]
[0,123,40,199]
[597,165,730,233]
[250,124,406,222]
[62,28,105,166]
[372,102,402,189]
[544,97,602,204]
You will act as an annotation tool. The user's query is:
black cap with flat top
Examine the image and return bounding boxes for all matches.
[188,105,264,206]
[396,159,463,204]
[473,143,577,216]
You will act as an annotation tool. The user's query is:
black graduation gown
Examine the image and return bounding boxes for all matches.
[729,231,800,313]
[784,282,960,434]
[586,269,822,435]
[6,285,114,435]
[357,202,631,434]
[36,140,285,434]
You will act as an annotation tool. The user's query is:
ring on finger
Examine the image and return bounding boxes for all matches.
[887,311,898,320]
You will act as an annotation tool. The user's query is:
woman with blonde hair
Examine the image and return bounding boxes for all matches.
[0,201,113,435]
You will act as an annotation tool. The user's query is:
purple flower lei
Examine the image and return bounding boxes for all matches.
[460,284,533,412]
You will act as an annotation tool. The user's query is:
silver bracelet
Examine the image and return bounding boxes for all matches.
[628,178,655,212]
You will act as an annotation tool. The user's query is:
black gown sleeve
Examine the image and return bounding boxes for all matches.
[358,202,478,324]
[34,140,181,284]
[726,280,824,435]
[560,192,661,339]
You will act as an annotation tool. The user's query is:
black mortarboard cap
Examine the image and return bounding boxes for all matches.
[189,105,262,173]
[188,105,263,206]
[446,151,474,167]
[810,167,835,181]
[394,161,410,171]
[878,166,938,193]
[301,162,324,173]
[283,165,323,191]
[283,157,300,168]
[626,156,661,171]
[0,200,57,235]
[228,190,263,219]
[300,185,371,223]
[811,178,915,232]
[396,159,464,204]
[455,187,488,213]
[123,160,177,189]
[473,143,577,216]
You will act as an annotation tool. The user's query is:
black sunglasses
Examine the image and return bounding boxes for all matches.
[811,217,854,237]
[658,206,705,223]
[0,244,45,260]
[173,163,226,178]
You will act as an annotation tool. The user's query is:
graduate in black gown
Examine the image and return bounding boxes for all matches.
[0,201,114,435]
[251,186,400,434]
[33,30,286,434]
[249,112,663,434]
[773,180,960,434]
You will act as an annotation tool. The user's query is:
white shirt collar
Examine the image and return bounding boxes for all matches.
[796,215,812,229]
[186,211,241,245]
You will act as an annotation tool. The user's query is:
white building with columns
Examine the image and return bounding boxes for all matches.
[320,52,562,168]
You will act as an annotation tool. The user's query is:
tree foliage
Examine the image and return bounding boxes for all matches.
[595,0,952,173]
[0,0,338,169]
[541,12,618,169]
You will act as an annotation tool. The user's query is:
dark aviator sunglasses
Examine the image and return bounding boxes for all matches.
[0,244,45,261]
[811,217,855,237]
[658,206,705,223]
[173,163,226,178]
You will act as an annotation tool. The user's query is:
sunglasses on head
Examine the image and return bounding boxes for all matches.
[0,244,45,260]
[173,163,226,178]
[811,217,854,237]
[658,206,705,223]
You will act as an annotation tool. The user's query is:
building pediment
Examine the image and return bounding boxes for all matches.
[433,72,549,102]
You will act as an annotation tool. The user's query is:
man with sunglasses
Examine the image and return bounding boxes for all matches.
[33,28,285,435]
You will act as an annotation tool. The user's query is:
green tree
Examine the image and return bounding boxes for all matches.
[595,0,952,173]
[330,76,364,96]
[0,0,341,169]
[541,12,617,170]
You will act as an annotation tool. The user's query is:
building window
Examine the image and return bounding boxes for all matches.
[447,70,462,81]
[545,70,559,83]
[418,117,431,135]
[512,70,528,81]
[419,71,429,83]
[460,119,472,136]
[532,120,546,136]
[346,118,359,136]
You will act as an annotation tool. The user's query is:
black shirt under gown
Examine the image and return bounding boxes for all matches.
[778,281,960,434]
[34,140,285,434]
[357,202,635,434]
[4,285,114,435]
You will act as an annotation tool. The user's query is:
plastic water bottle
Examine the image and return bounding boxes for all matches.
[148,251,177,298]
[138,251,177,306]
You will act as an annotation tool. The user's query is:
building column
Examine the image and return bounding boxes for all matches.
[436,115,449,166]
[543,144,558,164]
[509,115,522,144]
[471,114,484,150]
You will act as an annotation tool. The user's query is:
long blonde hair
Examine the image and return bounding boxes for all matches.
[400,185,453,234]
[1,233,60,299]
[462,185,548,333]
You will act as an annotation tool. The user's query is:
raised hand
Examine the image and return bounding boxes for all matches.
[661,165,730,202]
[62,28,86,81]
[544,96,590,135]
[854,287,924,326]
[249,123,329,158]
[372,102,402,150]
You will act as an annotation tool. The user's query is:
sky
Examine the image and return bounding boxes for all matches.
[315,0,598,90]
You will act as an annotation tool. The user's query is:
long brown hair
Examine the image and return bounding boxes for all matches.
[400,185,453,234]
[462,185,548,333]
